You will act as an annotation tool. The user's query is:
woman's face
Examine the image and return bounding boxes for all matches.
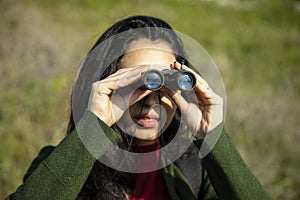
[117,38,177,145]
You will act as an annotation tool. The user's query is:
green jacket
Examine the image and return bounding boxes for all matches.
[7,110,270,200]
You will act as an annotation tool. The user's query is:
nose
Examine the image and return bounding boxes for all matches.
[143,91,160,107]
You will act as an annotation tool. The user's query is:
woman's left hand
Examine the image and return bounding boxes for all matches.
[162,62,223,138]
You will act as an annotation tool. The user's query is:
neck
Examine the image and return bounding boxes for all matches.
[132,138,159,147]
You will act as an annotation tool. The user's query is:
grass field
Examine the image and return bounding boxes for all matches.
[1,0,299,199]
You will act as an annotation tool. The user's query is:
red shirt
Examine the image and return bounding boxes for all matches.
[130,142,170,200]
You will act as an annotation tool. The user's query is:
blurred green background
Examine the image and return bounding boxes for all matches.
[0,0,299,199]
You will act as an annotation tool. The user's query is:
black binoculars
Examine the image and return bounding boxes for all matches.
[141,69,196,91]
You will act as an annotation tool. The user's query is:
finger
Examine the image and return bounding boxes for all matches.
[161,88,190,114]
[172,61,183,70]
[178,65,213,103]
[182,89,200,104]
[173,62,211,98]
[180,65,211,91]
[108,65,149,80]
[95,65,150,95]
[193,82,212,105]
[110,65,150,87]
[111,88,153,110]
[127,89,153,107]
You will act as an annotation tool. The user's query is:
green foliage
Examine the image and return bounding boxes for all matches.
[1,0,299,199]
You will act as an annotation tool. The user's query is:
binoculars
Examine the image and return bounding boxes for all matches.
[141,69,196,91]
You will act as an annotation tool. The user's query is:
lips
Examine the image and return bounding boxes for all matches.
[135,113,160,128]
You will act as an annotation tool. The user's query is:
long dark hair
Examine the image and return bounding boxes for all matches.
[69,15,187,199]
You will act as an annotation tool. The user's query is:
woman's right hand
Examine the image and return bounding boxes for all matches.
[88,65,151,126]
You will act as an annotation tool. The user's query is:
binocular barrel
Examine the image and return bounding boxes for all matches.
[141,69,196,91]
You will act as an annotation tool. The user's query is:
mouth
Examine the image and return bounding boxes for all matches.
[134,114,160,128]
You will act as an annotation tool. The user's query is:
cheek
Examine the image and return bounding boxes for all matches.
[128,102,141,119]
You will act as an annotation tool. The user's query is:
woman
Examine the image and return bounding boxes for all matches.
[7,15,270,200]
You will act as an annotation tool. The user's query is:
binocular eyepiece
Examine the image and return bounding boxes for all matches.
[141,69,196,91]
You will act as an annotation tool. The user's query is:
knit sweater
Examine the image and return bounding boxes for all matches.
[6,110,271,200]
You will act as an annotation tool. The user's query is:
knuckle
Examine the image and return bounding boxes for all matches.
[91,82,99,89]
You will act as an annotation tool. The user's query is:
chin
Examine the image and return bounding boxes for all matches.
[133,128,162,141]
